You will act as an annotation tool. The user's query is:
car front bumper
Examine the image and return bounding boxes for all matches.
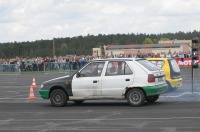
[39,89,49,99]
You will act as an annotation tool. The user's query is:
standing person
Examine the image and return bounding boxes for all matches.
[21,59,26,71]
[79,56,85,68]
[179,52,185,62]
[155,53,160,58]
[136,50,141,58]
[58,56,65,70]
[184,52,188,58]
[16,58,21,72]
[65,56,69,70]
[73,55,76,70]
[187,51,191,58]
[166,52,171,58]
[69,56,73,70]
[172,51,177,58]
[160,52,165,58]
[53,56,59,70]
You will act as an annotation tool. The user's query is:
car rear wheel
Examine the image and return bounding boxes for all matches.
[127,89,145,107]
[146,95,159,103]
[50,89,68,107]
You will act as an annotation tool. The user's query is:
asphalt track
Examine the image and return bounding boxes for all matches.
[0,68,200,132]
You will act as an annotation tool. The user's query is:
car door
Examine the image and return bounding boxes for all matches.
[72,61,105,98]
[101,61,134,97]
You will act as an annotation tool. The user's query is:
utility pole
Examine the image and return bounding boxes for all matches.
[191,37,199,94]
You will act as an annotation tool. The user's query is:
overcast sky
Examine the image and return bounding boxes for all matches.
[1,0,200,43]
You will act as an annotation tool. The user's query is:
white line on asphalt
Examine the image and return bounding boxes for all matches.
[1,116,200,122]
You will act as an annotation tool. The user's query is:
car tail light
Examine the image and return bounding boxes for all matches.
[148,74,155,83]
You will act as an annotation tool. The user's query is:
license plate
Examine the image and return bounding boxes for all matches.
[158,77,163,82]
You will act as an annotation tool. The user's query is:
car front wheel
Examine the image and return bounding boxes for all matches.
[127,89,145,107]
[50,89,68,107]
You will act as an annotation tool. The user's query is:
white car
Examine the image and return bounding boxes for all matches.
[39,58,167,107]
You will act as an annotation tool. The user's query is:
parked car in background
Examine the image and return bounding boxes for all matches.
[39,58,167,107]
[147,58,182,92]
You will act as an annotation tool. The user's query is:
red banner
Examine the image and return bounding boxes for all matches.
[175,58,199,66]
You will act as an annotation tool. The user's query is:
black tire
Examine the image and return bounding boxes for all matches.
[50,89,68,107]
[127,89,146,107]
[146,95,159,103]
[73,100,84,104]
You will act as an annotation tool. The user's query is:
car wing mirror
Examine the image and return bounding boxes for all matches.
[76,72,81,78]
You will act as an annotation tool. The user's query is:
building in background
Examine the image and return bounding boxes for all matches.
[92,46,106,57]
[159,39,191,53]
[92,40,192,57]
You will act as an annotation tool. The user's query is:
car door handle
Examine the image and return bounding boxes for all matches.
[125,79,130,81]
[93,80,98,83]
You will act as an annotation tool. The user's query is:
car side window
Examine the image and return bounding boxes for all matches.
[105,62,117,76]
[79,62,105,77]
[124,63,133,75]
[105,61,133,76]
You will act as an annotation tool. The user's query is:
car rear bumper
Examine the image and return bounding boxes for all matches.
[143,84,167,96]
[168,78,182,88]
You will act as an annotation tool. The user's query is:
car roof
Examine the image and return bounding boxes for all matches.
[147,58,174,61]
[92,58,146,62]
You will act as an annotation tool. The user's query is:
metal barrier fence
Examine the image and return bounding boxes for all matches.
[0,62,85,74]
[0,64,20,74]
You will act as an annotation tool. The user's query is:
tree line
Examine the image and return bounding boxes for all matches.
[0,30,200,59]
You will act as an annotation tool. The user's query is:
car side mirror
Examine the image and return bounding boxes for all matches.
[76,72,81,78]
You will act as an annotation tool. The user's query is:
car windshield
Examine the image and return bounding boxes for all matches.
[137,59,161,71]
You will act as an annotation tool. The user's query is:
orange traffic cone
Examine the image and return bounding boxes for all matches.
[28,85,36,100]
[31,77,37,88]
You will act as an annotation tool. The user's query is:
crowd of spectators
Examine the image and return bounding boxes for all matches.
[0,50,196,72]
[0,55,92,72]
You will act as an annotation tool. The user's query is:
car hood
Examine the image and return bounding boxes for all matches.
[43,75,72,84]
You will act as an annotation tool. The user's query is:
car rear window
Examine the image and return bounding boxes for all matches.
[148,60,164,68]
[169,59,180,72]
[137,59,161,71]
[168,59,181,79]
